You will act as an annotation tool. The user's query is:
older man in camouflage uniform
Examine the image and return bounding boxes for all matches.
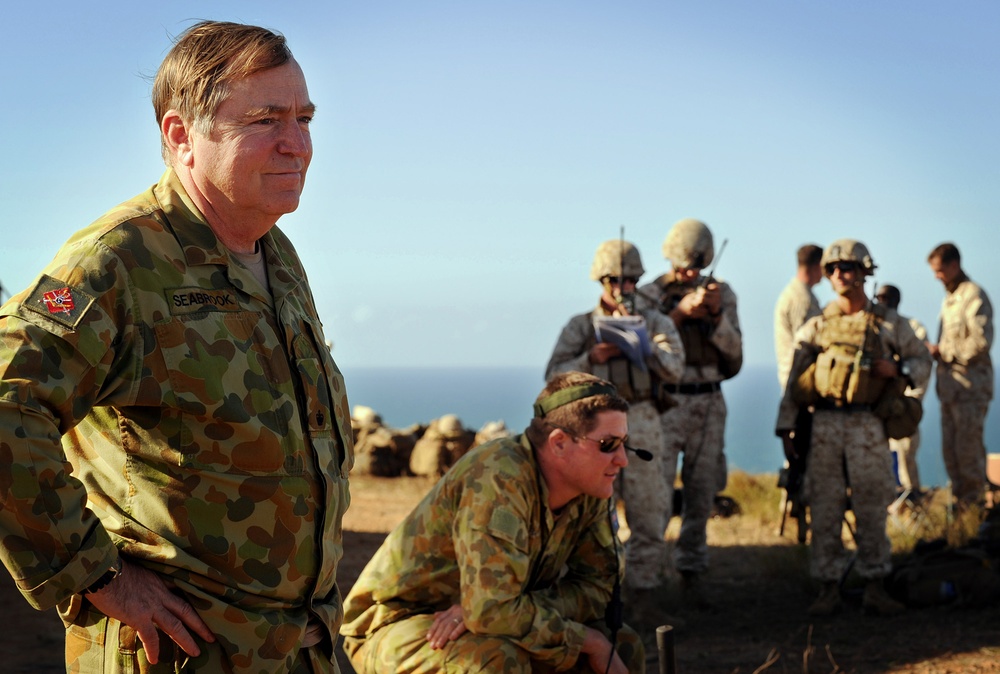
[341,372,645,674]
[636,218,742,606]
[545,239,684,621]
[0,22,352,673]
[927,243,994,506]
[777,240,931,617]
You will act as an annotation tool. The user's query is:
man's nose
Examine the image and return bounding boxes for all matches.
[279,122,311,156]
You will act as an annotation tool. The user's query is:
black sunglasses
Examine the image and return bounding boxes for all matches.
[825,261,858,275]
[547,423,628,453]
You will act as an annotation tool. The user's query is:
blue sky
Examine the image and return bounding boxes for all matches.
[2,1,998,372]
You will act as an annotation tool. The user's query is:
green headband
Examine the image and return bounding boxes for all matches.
[532,383,619,418]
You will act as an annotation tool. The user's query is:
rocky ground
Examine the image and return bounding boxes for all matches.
[3,473,999,674]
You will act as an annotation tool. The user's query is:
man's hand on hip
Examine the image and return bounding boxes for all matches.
[87,558,216,664]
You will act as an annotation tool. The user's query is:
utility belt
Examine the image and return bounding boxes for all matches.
[814,398,873,413]
[662,381,722,395]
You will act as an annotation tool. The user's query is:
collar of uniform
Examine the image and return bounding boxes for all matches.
[821,299,885,320]
[153,168,230,268]
[154,169,303,303]
[257,226,303,301]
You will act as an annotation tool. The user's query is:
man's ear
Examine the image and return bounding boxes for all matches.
[547,427,569,456]
[162,110,195,167]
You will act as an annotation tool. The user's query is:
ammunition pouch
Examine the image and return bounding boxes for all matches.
[873,376,923,440]
[810,342,886,407]
[593,355,654,404]
[791,362,819,406]
[678,321,719,369]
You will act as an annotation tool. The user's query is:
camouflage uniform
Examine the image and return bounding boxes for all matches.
[341,435,645,673]
[935,277,994,503]
[637,271,742,576]
[774,277,821,390]
[889,316,929,491]
[545,305,685,589]
[777,302,931,583]
[0,169,353,673]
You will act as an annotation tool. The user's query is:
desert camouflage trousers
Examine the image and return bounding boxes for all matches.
[618,400,669,589]
[342,613,644,674]
[628,391,726,582]
[63,596,335,674]
[941,398,991,504]
[805,410,895,583]
[889,429,921,492]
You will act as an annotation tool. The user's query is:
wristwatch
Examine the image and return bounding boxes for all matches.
[83,556,123,595]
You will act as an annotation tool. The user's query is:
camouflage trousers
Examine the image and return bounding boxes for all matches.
[618,400,669,589]
[941,398,991,504]
[62,595,336,673]
[805,410,895,583]
[657,391,726,576]
[889,428,921,492]
[342,614,644,674]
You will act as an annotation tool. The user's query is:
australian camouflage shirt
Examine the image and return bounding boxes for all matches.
[0,169,353,672]
[341,434,621,671]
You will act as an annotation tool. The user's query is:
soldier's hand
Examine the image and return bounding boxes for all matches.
[589,342,622,365]
[426,604,466,650]
[779,430,798,462]
[926,342,941,360]
[702,282,722,315]
[86,558,215,664]
[581,626,628,674]
[673,291,709,320]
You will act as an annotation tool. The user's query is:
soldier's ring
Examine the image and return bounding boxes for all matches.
[452,618,461,624]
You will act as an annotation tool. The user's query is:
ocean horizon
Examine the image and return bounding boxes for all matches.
[340,364,999,490]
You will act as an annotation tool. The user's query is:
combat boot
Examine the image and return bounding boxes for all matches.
[807,582,841,617]
[862,580,905,616]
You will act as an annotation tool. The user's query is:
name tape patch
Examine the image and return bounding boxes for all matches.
[168,287,242,315]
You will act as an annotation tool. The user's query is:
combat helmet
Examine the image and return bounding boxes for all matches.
[821,239,877,276]
[590,239,645,281]
[662,218,714,269]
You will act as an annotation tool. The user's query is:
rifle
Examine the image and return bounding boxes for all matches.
[778,407,811,543]
[700,237,728,287]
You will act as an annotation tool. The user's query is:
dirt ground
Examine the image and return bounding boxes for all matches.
[3,474,999,674]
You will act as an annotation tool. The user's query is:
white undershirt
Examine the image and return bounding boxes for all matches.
[229,241,271,295]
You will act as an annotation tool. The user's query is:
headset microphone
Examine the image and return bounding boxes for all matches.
[627,446,653,461]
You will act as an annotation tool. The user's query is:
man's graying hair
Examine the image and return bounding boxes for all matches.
[525,372,628,448]
[153,21,292,162]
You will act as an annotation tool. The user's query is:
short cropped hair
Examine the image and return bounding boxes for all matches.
[876,284,900,309]
[797,244,823,268]
[524,372,629,448]
[928,242,961,265]
[153,21,292,160]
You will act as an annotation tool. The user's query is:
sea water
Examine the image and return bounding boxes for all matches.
[340,364,999,489]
